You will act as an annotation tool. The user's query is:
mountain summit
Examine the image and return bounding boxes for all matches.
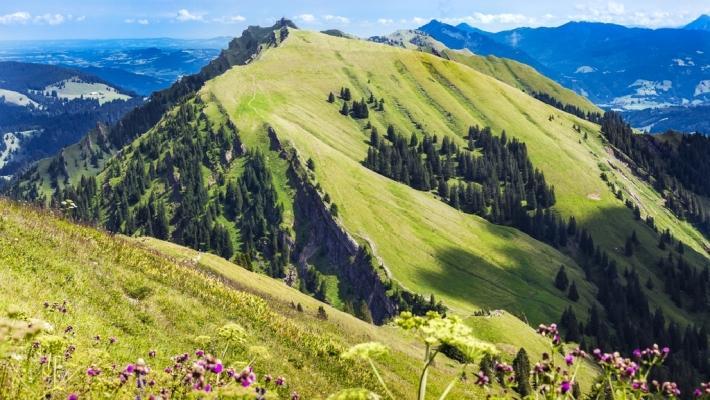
[685,14,710,31]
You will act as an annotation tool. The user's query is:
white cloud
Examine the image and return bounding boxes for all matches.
[137,18,149,25]
[411,17,428,25]
[294,14,316,23]
[176,9,203,22]
[570,2,683,27]
[75,15,86,22]
[323,15,350,24]
[34,13,65,25]
[0,11,31,25]
[377,18,394,25]
[213,15,246,24]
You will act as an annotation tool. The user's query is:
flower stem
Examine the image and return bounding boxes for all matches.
[367,358,395,400]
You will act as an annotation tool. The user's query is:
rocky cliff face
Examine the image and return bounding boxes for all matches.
[267,126,397,323]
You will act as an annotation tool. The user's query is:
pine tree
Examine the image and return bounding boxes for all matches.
[513,348,532,397]
[625,236,634,257]
[340,102,349,116]
[317,305,328,320]
[327,92,335,103]
[568,281,579,302]
[555,265,569,291]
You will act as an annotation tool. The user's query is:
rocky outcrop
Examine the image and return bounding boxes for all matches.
[267,126,397,323]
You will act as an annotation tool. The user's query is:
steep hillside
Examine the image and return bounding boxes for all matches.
[369,29,600,117]
[0,198,471,398]
[6,25,710,388]
[0,198,602,398]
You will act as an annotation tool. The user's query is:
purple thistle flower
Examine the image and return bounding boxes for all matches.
[474,371,490,386]
[695,389,703,397]
[67,394,78,400]
[195,349,205,358]
[633,349,642,359]
[109,337,117,345]
[564,354,574,366]
[148,350,156,358]
[86,366,101,377]
[275,376,286,386]
[560,380,572,394]
[204,384,212,392]
[212,362,223,374]
[291,392,300,400]
[39,356,48,365]
[124,364,135,374]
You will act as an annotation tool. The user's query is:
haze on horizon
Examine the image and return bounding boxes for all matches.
[0,0,708,41]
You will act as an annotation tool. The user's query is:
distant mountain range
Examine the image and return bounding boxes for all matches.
[0,61,141,178]
[420,19,710,133]
[0,38,229,95]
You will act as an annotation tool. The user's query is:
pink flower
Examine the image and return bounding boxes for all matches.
[560,380,572,394]
[67,394,78,400]
[564,354,574,366]
[211,362,223,374]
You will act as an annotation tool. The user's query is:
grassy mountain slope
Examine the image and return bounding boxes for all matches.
[206,30,597,323]
[0,198,599,398]
[371,30,600,116]
[0,198,468,398]
[204,28,708,326]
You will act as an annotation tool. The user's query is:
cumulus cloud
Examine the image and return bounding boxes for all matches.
[377,18,394,25]
[443,12,535,26]
[34,13,65,25]
[176,9,203,22]
[324,15,350,24]
[294,14,316,23]
[212,14,246,24]
[0,11,31,24]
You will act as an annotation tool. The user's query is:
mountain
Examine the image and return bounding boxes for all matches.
[0,61,141,179]
[5,22,710,393]
[369,29,600,117]
[0,38,229,95]
[417,20,547,73]
[685,15,710,31]
[624,105,710,134]
[420,20,710,130]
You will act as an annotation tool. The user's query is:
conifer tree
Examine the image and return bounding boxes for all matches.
[568,281,579,302]
[327,92,335,103]
[555,265,569,291]
[513,348,532,397]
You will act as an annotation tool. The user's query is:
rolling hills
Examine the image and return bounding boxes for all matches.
[5,22,710,391]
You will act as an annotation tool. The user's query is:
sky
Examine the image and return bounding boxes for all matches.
[0,0,708,40]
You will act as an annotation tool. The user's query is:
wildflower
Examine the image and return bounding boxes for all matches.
[64,326,73,334]
[659,381,681,397]
[236,366,257,388]
[204,384,212,392]
[475,371,490,386]
[564,353,574,366]
[341,342,388,360]
[560,380,572,394]
[67,394,78,400]
[217,323,247,345]
[109,337,117,345]
[291,392,300,400]
[86,365,101,377]
[39,355,48,365]
[195,349,205,358]
[148,349,156,358]
[276,376,286,386]
[264,374,272,384]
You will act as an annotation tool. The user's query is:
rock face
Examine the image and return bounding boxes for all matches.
[268,126,397,323]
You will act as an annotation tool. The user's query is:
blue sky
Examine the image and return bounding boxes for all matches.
[0,0,708,40]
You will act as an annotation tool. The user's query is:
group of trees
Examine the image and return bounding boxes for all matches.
[363,124,559,244]
[600,111,710,236]
[531,91,601,123]
[332,87,384,120]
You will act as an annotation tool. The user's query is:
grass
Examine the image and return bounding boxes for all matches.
[0,198,487,399]
[204,29,709,333]
[0,198,602,398]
